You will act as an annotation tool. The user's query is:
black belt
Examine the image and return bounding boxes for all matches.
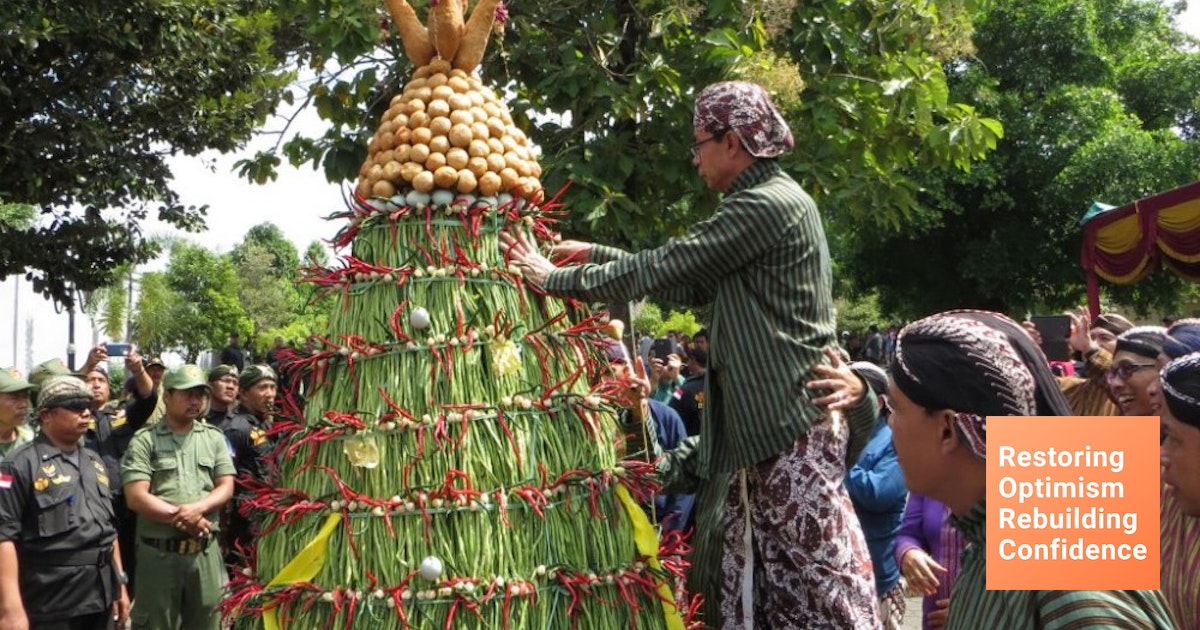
[23,546,113,567]
[140,536,212,555]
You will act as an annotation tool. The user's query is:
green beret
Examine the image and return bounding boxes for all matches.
[0,368,35,394]
[163,365,211,392]
[29,359,76,389]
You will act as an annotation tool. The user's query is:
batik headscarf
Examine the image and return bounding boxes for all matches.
[1114,326,1167,359]
[891,310,1072,461]
[693,82,794,158]
[1161,353,1200,429]
[1163,319,1200,360]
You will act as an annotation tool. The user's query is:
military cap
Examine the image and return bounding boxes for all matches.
[208,364,240,382]
[29,358,76,389]
[163,365,211,391]
[38,375,95,410]
[0,368,35,394]
[145,356,167,369]
[239,364,277,390]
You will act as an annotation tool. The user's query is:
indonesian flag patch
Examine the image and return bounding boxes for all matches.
[0,473,13,490]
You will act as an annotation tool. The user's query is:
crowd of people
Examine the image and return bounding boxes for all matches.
[0,77,1196,630]
[0,345,281,629]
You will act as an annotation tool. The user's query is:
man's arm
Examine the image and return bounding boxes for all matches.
[543,190,804,304]
[123,481,180,526]
[0,542,26,630]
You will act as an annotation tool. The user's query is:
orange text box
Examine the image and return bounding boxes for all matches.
[986,416,1159,590]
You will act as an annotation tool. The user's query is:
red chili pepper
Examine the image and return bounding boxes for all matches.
[494,409,521,468]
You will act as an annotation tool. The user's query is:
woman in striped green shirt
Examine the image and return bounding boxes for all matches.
[889,311,1177,629]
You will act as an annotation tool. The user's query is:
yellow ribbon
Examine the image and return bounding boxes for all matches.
[262,513,343,630]
[614,486,686,630]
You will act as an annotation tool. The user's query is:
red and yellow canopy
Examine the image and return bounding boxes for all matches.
[1080,180,1200,315]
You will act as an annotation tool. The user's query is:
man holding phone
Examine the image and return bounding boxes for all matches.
[77,343,159,591]
[648,338,685,403]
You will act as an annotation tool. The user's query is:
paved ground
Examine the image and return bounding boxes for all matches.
[901,595,924,630]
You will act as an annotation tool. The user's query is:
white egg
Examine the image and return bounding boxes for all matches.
[410,307,431,330]
[419,555,443,581]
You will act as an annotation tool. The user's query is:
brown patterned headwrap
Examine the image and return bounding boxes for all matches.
[891,310,1073,461]
[693,82,794,158]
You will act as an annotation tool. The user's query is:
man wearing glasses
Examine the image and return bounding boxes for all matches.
[0,376,131,629]
[501,81,878,628]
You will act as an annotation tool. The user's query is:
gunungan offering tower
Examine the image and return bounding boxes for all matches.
[220,1,696,627]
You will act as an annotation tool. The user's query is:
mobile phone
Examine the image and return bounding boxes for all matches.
[1030,315,1072,362]
[105,342,132,358]
[649,338,675,362]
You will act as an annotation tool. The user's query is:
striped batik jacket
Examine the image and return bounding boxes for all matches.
[1161,487,1200,629]
[946,500,1179,629]
[544,159,861,477]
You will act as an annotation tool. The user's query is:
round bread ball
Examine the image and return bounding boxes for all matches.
[408,111,431,130]
[413,169,435,192]
[478,171,502,196]
[485,153,506,173]
[448,93,472,112]
[383,160,403,181]
[429,136,451,155]
[400,161,423,182]
[499,168,520,190]
[372,179,396,198]
[427,99,451,118]
[450,110,474,126]
[410,127,433,147]
[425,151,447,172]
[429,116,453,137]
[431,85,455,101]
[457,170,478,194]
[468,139,490,158]
[467,156,488,177]
[426,72,449,88]
[449,124,474,148]
[394,144,412,163]
[445,148,470,170]
[433,166,459,189]
[410,143,432,164]
[405,98,427,115]
[448,76,470,94]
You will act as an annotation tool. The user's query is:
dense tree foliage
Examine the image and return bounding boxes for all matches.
[0,0,292,304]
[132,241,250,361]
[843,0,1200,318]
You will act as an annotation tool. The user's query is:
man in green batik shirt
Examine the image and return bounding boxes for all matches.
[501,81,879,628]
[121,365,235,630]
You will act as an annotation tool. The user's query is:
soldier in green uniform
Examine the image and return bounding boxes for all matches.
[218,364,277,566]
[0,369,36,460]
[120,365,235,630]
[0,376,131,629]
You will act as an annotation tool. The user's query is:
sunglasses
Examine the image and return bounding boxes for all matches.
[51,400,93,413]
[1105,363,1157,382]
